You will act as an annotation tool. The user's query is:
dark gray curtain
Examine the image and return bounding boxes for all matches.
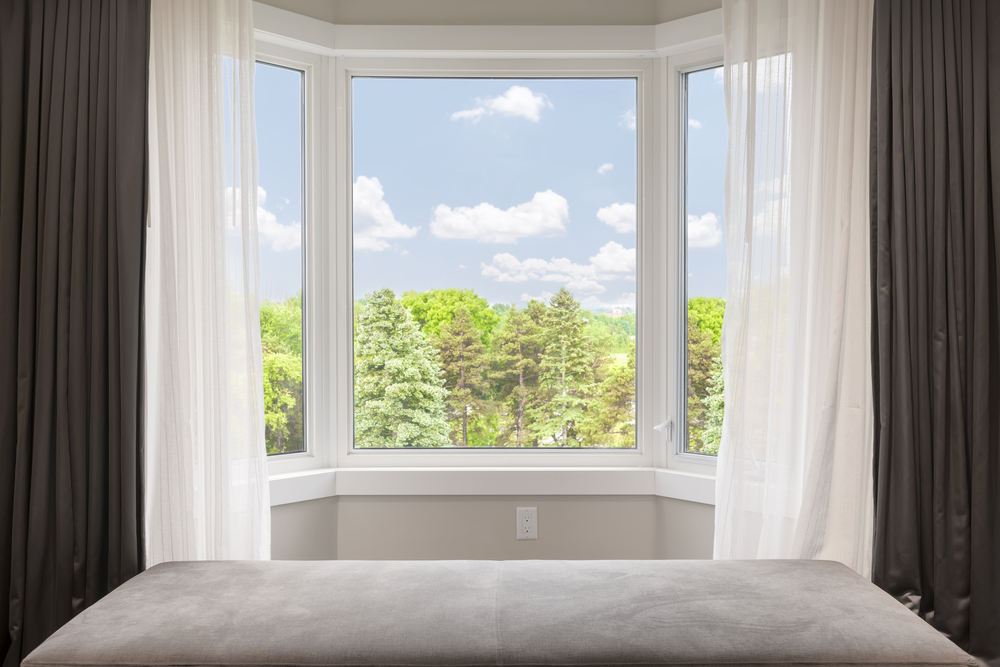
[0,1,149,664]
[870,0,1000,663]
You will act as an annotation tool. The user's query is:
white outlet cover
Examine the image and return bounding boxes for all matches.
[516,506,538,540]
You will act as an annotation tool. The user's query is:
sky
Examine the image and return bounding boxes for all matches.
[253,64,727,308]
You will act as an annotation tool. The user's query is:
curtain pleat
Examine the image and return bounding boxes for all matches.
[0,1,150,664]
[870,0,1000,662]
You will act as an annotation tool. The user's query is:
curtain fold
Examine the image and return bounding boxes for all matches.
[144,0,270,564]
[714,0,875,574]
[870,0,1000,662]
[0,1,150,663]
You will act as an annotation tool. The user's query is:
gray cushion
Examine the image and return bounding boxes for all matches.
[23,559,977,666]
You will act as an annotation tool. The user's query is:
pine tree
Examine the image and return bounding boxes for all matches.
[437,307,488,446]
[701,355,725,455]
[354,288,450,448]
[491,303,545,447]
[581,347,636,447]
[530,288,593,446]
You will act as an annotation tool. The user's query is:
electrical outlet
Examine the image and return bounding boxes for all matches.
[516,506,537,540]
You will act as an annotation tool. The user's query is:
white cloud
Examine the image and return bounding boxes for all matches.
[225,186,301,253]
[620,108,636,131]
[481,241,635,294]
[688,118,702,130]
[353,176,419,251]
[596,202,635,234]
[520,291,555,304]
[687,212,723,247]
[451,85,552,123]
[580,291,636,312]
[430,190,569,243]
[597,162,614,175]
[458,264,467,270]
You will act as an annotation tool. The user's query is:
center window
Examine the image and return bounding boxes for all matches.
[351,77,638,449]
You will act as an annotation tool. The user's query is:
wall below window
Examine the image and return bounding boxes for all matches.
[271,495,713,560]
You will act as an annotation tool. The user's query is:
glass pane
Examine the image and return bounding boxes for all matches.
[685,66,726,456]
[255,61,305,455]
[351,77,637,449]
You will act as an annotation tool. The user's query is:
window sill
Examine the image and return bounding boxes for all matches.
[269,466,715,507]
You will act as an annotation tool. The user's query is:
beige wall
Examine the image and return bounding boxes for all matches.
[271,495,713,560]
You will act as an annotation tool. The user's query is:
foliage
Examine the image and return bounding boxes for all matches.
[401,288,500,342]
[354,288,450,447]
[490,302,545,447]
[260,293,303,454]
[529,288,594,446]
[686,297,725,454]
[436,307,489,446]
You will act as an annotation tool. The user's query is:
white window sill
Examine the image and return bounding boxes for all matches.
[269,467,715,507]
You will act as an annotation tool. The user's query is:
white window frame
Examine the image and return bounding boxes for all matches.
[254,4,723,490]
[666,48,726,474]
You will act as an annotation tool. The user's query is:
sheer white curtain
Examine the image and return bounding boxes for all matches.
[714,0,874,574]
[145,0,270,564]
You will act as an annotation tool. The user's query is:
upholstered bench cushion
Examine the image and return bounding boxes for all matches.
[24,559,976,667]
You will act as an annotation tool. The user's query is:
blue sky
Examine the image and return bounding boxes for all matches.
[254,66,726,307]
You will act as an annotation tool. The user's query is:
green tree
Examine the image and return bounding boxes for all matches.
[530,288,594,446]
[581,347,636,447]
[401,288,500,342]
[437,307,489,446]
[687,296,725,344]
[354,288,450,448]
[701,355,724,455]
[491,302,545,447]
[260,293,303,454]
[686,319,716,451]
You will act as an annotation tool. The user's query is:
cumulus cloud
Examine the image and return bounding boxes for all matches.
[688,118,703,129]
[620,108,636,131]
[687,211,723,247]
[579,291,636,311]
[430,190,569,243]
[225,186,301,252]
[451,85,552,123]
[481,241,635,294]
[596,202,636,234]
[353,176,418,251]
[597,162,614,175]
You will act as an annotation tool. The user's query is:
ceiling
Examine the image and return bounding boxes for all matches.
[257,0,722,26]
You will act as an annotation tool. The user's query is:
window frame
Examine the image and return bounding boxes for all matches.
[253,16,724,477]
[335,57,657,468]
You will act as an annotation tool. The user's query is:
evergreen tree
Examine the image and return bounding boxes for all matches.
[437,307,488,446]
[491,303,545,447]
[581,348,636,447]
[701,355,725,455]
[530,288,593,446]
[686,319,716,450]
[354,288,450,448]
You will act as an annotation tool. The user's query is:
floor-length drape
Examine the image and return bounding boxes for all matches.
[870,0,1000,662]
[145,0,270,564]
[714,0,875,574]
[0,1,150,663]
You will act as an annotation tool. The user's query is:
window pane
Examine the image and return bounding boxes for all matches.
[685,66,726,456]
[256,61,305,455]
[351,77,637,449]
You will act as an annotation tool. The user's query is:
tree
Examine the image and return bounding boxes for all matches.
[686,319,716,451]
[491,303,545,447]
[354,288,450,448]
[687,296,725,345]
[401,288,500,343]
[260,293,303,454]
[701,355,724,455]
[530,288,594,446]
[437,307,489,446]
[581,347,635,447]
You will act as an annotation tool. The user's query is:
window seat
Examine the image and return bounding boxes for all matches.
[24,559,974,667]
